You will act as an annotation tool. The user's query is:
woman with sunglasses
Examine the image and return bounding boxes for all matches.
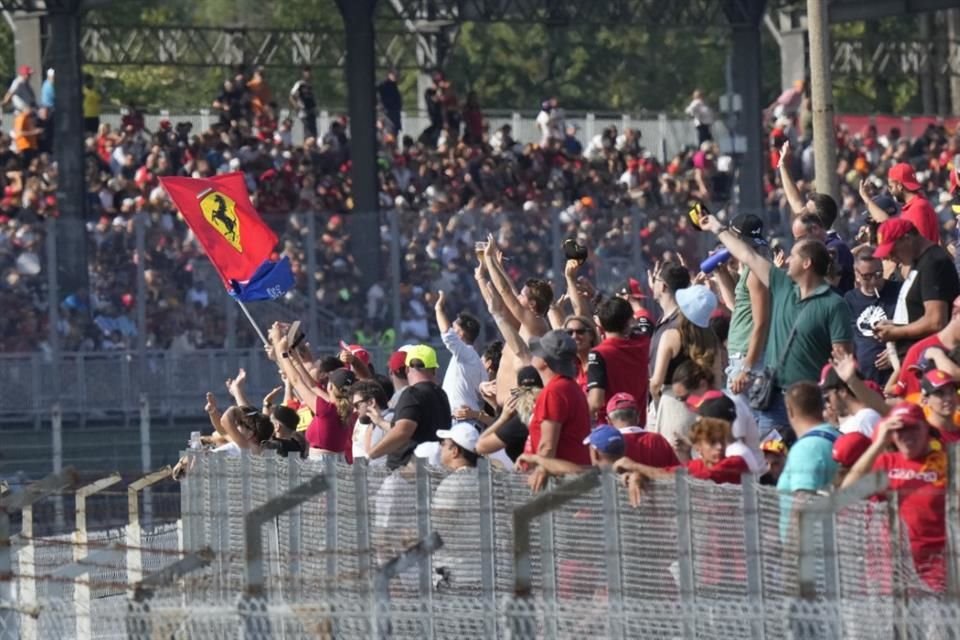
[562,315,599,392]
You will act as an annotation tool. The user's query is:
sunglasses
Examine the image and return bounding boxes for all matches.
[566,328,590,336]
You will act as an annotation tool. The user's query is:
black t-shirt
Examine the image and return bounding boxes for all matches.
[388,381,451,469]
[900,245,960,351]
[844,281,900,386]
[495,414,528,462]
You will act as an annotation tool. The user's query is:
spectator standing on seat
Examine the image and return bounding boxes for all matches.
[377,69,403,136]
[82,73,101,134]
[3,65,35,113]
[684,89,714,145]
[434,290,486,412]
[289,67,318,140]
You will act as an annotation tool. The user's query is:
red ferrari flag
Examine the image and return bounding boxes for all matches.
[159,173,278,286]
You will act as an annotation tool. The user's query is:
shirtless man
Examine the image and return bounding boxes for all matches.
[475,235,553,408]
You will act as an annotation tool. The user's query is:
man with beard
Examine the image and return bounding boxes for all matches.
[860,163,940,245]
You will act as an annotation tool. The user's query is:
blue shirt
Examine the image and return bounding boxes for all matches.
[40,79,54,109]
[777,424,840,539]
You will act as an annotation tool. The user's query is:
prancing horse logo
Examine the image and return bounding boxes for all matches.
[199,191,242,252]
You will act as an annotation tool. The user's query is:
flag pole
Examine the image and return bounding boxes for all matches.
[233,298,270,347]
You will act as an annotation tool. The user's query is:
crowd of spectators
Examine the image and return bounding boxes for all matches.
[1,68,960,355]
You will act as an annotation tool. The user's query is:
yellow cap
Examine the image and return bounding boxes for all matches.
[405,344,438,369]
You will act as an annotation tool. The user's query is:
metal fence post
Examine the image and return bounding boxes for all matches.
[888,491,908,639]
[550,206,564,294]
[19,503,36,640]
[74,473,121,640]
[51,403,65,532]
[741,474,766,640]
[353,459,371,588]
[287,458,302,601]
[373,533,444,640]
[139,394,153,526]
[389,208,402,334]
[601,469,625,640]
[675,469,697,640]
[0,470,77,640]
[324,456,339,605]
[477,458,497,637]
[45,214,59,375]
[415,457,434,639]
[242,473,331,638]
[127,467,173,591]
[511,468,601,636]
[135,210,147,386]
[306,210,319,342]
[946,443,960,598]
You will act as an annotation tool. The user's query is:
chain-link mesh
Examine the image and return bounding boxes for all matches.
[5,454,960,640]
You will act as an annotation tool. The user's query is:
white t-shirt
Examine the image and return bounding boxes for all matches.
[839,407,882,438]
[213,441,241,457]
[352,422,386,465]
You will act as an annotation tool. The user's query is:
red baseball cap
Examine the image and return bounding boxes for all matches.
[921,369,957,395]
[881,401,928,435]
[18,65,32,76]
[888,162,922,192]
[873,218,916,260]
[605,392,638,415]
[832,432,871,467]
[685,389,726,411]
[387,350,408,373]
[618,277,645,299]
[339,341,371,365]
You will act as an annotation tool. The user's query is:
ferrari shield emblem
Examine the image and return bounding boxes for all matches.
[199,190,242,252]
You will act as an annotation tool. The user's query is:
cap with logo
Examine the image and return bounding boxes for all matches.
[387,350,409,373]
[686,390,737,424]
[730,213,766,245]
[328,368,357,389]
[882,401,928,433]
[888,162,923,192]
[617,278,645,299]
[516,365,543,388]
[339,341,371,365]
[605,392,638,416]
[921,369,958,395]
[582,424,625,456]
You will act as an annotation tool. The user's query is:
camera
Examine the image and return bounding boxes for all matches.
[562,238,588,263]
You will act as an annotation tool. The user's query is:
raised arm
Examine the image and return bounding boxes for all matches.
[564,260,592,318]
[710,262,737,312]
[225,368,252,408]
[859,180,892,223]
[484,235,534,330]
[476,264,520,331]
[434,289,451,334]
[778,141,807,216]
[841,420,891,489]
[204,392,225,435]
[219,406,257,451]
[699,214,772,287]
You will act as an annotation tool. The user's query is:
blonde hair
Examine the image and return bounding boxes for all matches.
[689,417,731,445]
[677,315,719,374]
[514,387,541,425]
[329,382,352,422]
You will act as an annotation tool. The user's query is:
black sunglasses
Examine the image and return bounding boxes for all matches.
[566,328,590,336]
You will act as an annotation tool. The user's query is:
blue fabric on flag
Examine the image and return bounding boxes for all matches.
[229,256,294,302]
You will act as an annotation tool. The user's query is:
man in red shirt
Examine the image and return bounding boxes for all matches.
[604,392,678,467]
[863,162,940,244]
[525,329,591,489]
[586,297,652,425]
[614,417,749,506]
[842,402,947,592]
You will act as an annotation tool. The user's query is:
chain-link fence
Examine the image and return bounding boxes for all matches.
[5,451,959,639]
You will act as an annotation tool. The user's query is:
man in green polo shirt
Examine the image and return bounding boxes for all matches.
[699,213,853,443]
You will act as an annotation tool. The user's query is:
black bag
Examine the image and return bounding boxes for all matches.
[746,304,812,411]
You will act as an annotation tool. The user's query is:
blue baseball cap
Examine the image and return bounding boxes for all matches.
[582,424,625,456]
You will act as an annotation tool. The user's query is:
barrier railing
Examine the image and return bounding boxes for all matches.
[3,449,960,639]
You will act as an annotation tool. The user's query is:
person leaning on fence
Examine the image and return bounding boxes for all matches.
[842,402,948,593]
[432,422,482,592]
[260,405,307,458]
[612,418,750,507]
[602,393,678,468]
[522,330,591,491]
[366,345,452,469]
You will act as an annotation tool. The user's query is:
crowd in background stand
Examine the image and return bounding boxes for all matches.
[1,69,960,354]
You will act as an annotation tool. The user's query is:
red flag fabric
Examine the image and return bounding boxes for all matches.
[159,173,277,286]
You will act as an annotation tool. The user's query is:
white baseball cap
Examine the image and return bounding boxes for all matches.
[413,441,441,466]
[436,422,480,453]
